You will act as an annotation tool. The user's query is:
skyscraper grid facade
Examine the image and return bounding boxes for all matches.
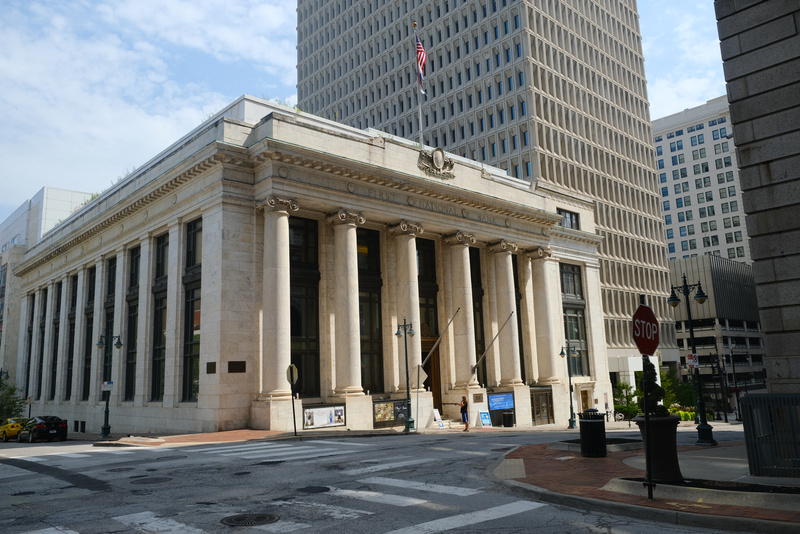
[297,0,677,383]
[652,96,752,264]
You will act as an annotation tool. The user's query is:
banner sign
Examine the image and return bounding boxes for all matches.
[303,405,345,429]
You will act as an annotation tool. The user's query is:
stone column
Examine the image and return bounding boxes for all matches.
[388,221,424,391]
[39,282,55,401]
[111,248,126,406]
[90,258,105,405]
[54,275,70,402]
[520,250,540,385]
[326,209,365,396]
[443,231,479,389]
[163,220,182,407]
[25,289,42,399]
[531,248,562,384]
[70,269,85,405]
[488,240,523,386]
[258,196,298,399]
[135,237,151,406]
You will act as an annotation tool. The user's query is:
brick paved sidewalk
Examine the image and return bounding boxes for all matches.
[506,443,800,525]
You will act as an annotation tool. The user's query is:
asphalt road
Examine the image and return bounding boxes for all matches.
[1,431,735,533]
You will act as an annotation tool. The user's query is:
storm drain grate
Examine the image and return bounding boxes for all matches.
[220,513,279,527]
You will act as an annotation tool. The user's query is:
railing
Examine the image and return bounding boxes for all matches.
[741,394,800,477]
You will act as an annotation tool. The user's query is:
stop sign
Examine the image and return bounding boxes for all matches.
[632,305,659,355]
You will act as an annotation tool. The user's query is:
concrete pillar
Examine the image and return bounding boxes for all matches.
[326,209,365,396]
[443,231,479,389]
[388,221,424,391]
[488,240,523,386]
[520,251,539,384]
[53,275,70,402]
[531,248,563,384]
[259,196,298,399]
[135,237,151,407]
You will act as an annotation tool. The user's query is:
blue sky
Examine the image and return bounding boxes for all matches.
[0,1,726,223]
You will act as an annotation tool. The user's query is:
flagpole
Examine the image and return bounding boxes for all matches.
[414,21,425,150]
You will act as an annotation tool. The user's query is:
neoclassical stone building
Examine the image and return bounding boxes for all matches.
[13,96,610,434]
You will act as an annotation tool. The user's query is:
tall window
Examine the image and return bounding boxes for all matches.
[151,233,168,401]
[417,238,439,337]
[358,228,383,394]
[470,248,487,386]
[65,275,77,400]
[125,246,140,401]
[35,288,48,400]
[82,266,96,401]
[49,282,62,400]
[560,264,589,377]
[289,217,320,397]
[102,257,116,402]
[183,218,202,402]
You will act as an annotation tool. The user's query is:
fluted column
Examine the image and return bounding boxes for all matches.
[488,240,523,386]
[520,250,539,384]
[258,196,298,399]
[531,247,562,384]
[443,231,479,388]
[326,209,365,396]
[388,221,424,391]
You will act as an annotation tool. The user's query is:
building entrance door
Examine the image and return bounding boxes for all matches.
[580,389,590,412]
[421,339,442,412]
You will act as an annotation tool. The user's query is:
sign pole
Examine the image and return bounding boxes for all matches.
[287,365,299,437]
[632,297,659,500]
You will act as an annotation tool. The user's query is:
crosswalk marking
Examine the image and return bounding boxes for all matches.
[359,476,482,496]
[251,520,310,532]
[240,448,358,461]
[219,445,318,457]
[113,511,204,533]
[384,501,546,533]
[342,458,436,476]
[329,487,427,507]
[305,439,372,447]
[22,529,80,534]
[58,453,92,458]
[273,500,374,519]
[189,442,297,453]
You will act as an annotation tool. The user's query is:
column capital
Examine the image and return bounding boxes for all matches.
[487,240,518,254]
[387,220,424,237]
[325,208,366,226]
[443,231,476,246]
[256,196,299,213]
[525,246,553,260]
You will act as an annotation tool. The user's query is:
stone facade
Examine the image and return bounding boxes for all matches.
[715,2,800,393]
[9,97,612,434]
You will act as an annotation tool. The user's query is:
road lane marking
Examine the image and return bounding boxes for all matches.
[189,442,297,453]
[359,476,482,496]
[329,487,427,507]
[341,458,436,476]
[306,439,371,447]
[272,499,374,519]
[113,511,204,533]
[239,449,357,461]
[384,501,546,533]
[22,529,80,534]
[219,445,319,457]
[58,453,92,458]
[252,520,310,532]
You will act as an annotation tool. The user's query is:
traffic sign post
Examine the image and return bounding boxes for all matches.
[632,303,659,500]
[287,364,299,437]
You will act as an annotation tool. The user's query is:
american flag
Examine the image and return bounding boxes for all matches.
[415,34,427,95]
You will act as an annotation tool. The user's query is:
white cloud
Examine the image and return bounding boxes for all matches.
[0,1,297,222]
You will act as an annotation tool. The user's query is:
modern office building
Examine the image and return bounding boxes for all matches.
[652,97,751,264]
[7,95,611,435]
[0,187,91,381]
[716,2,800,393]
[667,255,765,416]
[296,0,678,387]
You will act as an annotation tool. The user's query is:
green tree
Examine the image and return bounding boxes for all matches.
[660,366,695,409]
[0,375,26,419]
[613,381,639,420]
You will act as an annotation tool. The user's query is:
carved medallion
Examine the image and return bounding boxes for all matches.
[418,148,455,179]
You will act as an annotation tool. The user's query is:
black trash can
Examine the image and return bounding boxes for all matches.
[502,411,514,428]
[578,409,607,457]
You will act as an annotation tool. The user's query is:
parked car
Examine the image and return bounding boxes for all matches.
[1,418,30,442]
[17,416,68,443]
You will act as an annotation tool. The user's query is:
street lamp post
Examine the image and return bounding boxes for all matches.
[395,318,416,433]
[668,274,717,446]
[730,348,742,421]
[559,343,578,430]
[97,335,123,439]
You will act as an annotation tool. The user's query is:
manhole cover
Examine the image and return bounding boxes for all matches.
[107,467,135,473]
[130,477,172,485]
[220,513,279,527]
[298,486,329,494]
